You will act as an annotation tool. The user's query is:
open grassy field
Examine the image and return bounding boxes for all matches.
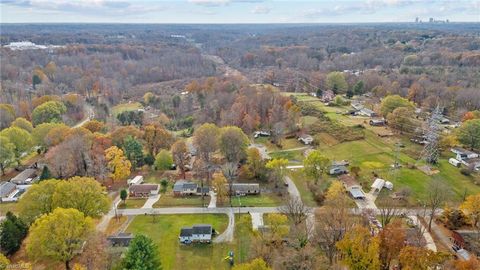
[316,130,480,204]
[117,198,147,209]
[228,193,283,207]
[126,214,254,270]
[111,102,143,116]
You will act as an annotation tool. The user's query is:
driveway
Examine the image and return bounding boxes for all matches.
[250,212,264,230]
[142,194,161,209]
[249,144,270,160]
[285,176,300,198]
[214,209,234,243]
[208,191,217,208]
[409,215,437,252]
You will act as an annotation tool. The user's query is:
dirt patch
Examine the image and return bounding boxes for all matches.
[418,165,440,175]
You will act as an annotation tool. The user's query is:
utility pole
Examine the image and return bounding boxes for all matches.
[419,105,442,164]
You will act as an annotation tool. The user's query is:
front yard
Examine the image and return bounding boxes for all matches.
[125,214,254,270]
[117,198,147,209]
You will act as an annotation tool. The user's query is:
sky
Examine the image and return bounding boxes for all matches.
[1,0,479,24]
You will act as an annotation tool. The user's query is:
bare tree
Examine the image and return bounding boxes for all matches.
[427,181,449,232]
[315,194,354,265]
[378,197,405,227]
[222,162,237,206]
[279,196,312,226]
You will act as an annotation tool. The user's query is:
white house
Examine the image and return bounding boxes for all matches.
[127,175,144,186]
[179,224,213,244]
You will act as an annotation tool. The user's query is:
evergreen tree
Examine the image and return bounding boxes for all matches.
[122,234,161,270]
[0,212,28,255]
[122,136,144,169]
[120,189,128,205]
[353,80,365,95]
[39,165,52,180]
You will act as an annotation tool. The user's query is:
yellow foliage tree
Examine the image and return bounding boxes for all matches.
[105,146,131,182]
[212,172,228,205]
[325,180,345,201]
[336,225,380,270]
[26,208,94,270]
[232,258,271,270]
[460,194,480,236]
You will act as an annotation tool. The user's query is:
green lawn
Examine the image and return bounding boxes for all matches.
[111,102,143,116]
[126,214,254,270]
[117,198,147,209]
[314,129,480,204]
[269,149,305,163]
[153,191,208,207]
[288,170,318,207]
[254,137,303,152]
[228,194,283,207]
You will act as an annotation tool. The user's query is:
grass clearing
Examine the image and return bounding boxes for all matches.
[117,198,147,209]
[111,102,143,116]
[288,170,317,207]
[154,191,208,207]
[105,215,128,235]
[126,214,254,270]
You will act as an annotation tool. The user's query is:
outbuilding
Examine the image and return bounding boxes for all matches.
[129,184,159,197]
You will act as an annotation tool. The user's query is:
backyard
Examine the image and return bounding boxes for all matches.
[125,214,254,270]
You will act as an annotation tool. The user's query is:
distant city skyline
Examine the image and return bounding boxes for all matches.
[1,0,478,24]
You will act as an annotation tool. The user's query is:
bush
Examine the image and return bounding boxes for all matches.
[460,168,472,176]
[441,208,467,230]
[308,183,325,205]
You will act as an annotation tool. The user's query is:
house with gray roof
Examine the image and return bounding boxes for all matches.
[10,168,37,185]
[179,224,213,244]
[227,183,260,196]
[173,180,209,197]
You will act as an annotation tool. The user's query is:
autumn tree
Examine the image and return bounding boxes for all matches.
[121,234,161,270]
[78,232,109,270]
[377,197,404,227]
[460,194,480,239]
[154,149,173,171]
[449,257,480,270]
[457,119,480,150]
[326,72,348,94]
[0,127,33,162]
[31,100,67,125]
[11,117,33,133]
[0,104,15,129]
[44,124,70,148]
[265,158,288,187]
[303,150,330,184]
[398,246,445,270]
[32,122,66,147]
[51,177,110,218]
[0,136,15,175]
[212,172,228,205]
[83,120,105,133]
[26,208,94,270]
[218,126,249,164]
[387,107,416,133]
[18,180,58,224]
[144,125,173,156]
[336,225,380,270]
[244,147,266,180]
[193,123,219,180]
[378,220,406,270]
[171,140,188,179]
[325,181,345,201]
[380,95,415,117]
[111,126,143,146]
[316,191,353,264]
[105,146,131,182]
[232,258,271,270]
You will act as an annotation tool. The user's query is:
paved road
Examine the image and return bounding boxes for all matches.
[285,176,300,198]
[73,104,94,128]
[115,206,279,216]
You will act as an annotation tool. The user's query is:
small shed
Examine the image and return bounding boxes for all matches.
[371,178,386,193]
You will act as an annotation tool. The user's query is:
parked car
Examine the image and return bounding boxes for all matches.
[329,166,348,175]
